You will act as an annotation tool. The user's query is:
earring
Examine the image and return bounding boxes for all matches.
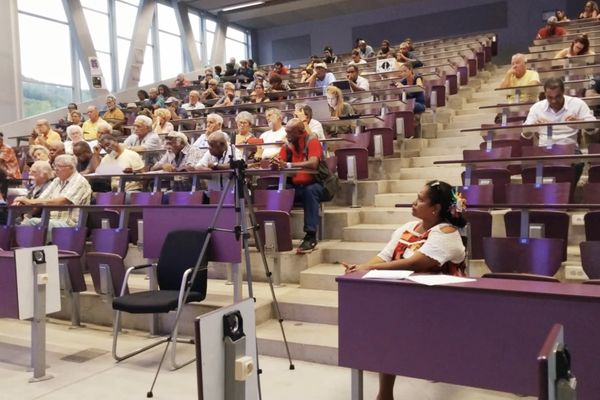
[432,211,436,215]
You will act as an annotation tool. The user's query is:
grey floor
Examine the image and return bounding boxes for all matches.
[0,318,534,400]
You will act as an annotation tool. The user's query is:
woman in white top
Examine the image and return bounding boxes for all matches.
[64,124,97,154]
[152,108,174,134]
[343,180,467,400]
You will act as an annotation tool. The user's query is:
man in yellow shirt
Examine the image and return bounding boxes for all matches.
[498,53,541,103]
[29,119,62,146]
[82,105,106,140]
[102,95,125,131]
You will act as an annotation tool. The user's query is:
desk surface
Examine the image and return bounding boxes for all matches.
[336,273,600,398]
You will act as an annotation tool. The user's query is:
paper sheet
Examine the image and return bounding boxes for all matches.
[362,270,414,280]
[406,275,476,286]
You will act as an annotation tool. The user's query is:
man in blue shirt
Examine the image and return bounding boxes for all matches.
[307,63,336,95]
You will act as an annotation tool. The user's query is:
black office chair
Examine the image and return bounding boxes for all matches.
[112,229,210,369]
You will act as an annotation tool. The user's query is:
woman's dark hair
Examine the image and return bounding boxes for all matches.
[571,34,590,55]
[137,89,149,99]
[425,180,467,228]
[157,84,171,97]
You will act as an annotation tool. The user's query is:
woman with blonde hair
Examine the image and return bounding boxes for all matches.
[152,108,174,134]
[325,85,354,135]
[579,1,599,18]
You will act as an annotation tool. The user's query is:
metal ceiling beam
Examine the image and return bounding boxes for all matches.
[224,0,346,22]
[121,0,156,88]
[173,0,203,71]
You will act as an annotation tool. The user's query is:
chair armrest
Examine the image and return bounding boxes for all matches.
[119,263,157,296]
[177,268,194,307]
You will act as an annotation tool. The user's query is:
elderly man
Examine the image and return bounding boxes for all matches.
[192,113,224,155]
[152,131,203,191]
[523,77,596,184]
[174,73,191,88]
[0,132,21,179]
[395,41,423,68]
[96,133,145,191]
[124,115,162,165]
[256,108,287,160]
[271,118,326,253]
[82,105,107,141]
[346,65,370,92]
[307,63,336,95]
[215,82,242,107]
[148,87,165,109]
[14,154,92,239]
[30,119,62,146]
[202,79,220,101]
[194,131,241,193]
[182,90,206,112]
[47,141,66,166]
[498,53,541,103]
[103,95,126,130]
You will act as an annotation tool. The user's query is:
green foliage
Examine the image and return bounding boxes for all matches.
[22,80,73,118]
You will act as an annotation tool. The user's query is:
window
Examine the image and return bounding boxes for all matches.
[156,3,182,80]
[225,26,248,62]
[115,1,138,39]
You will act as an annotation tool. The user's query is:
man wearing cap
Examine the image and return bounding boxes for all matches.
[103,95,126,131]
[357,40,375,59]
[307,63,336,95]
[536,16,567,40]
[152,132,203,191]
[165,96,187,120]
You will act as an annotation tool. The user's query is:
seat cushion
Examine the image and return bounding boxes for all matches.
[112,290,205,314]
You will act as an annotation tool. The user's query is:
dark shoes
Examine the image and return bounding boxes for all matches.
[297,233,317,254]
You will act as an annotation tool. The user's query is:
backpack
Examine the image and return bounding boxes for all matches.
[286,136,340,201]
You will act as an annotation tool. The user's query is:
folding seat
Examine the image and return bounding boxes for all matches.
[127,191,163,246]
[461,146,512,203]
[87,228,131,299]
[87,192,126,230]
[458,184,494,260]
[583,183,600,241]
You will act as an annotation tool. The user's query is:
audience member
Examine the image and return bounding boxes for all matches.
[30,119,62,146]
[327,85,354,118]
[103,95,126,130]
[498,53,541,103]
[15,160,53,220]
[536,16,567,40]
[174,73,191,87]
[165,96,186,120]
[137,89,152,108]
[300,67,314,83]
[555,9,570,22]
[376,40,394,59]
[346,65,370,92]
[148,87,165,109]
[579,1,599,18]
[248,82,269,103]
[404,37,415,52]
[194,131,242,194]
[268,73,290,95]
[65,103,78,123]
[124,115,162,165]
[307,63,336,94]
[64,125,92,155]
[223,62,236,77]
[271,61,289,77]
[70,110,83,127]
[14,154,92,237]
[234,111,255,146]
[357,39,375,59]
[82,105,106,141]
[96,133,145,191]
[151,131,203,191]
[271,118,326,253]
[192,113,223,154]
[237,60,254,81]
[29,145,50,162]
[201,68,219,86]
[294,103,325,140]
[256,108,287,160]
[348,49,367,66]
[202,79,220,100]
[182,90,206,112]
[152,108,174,134]
[157,84,172,99]
[215,82,242,107]
[0,132,21,179]
[47,141,65,166]
[555,35,594,58]
[72,141,99,174]
[323,46,339,64]
[395,42,423,68]
[214,66,223,80]
[395,63,426,113]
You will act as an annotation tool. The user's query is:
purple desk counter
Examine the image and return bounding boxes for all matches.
[336,273,600,400]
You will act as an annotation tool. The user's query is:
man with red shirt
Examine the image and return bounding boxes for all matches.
[535,16,567,40]
[272,118,326,253]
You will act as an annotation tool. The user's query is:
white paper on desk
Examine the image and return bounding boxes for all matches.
[406,275,476,286]
[362,270,414,280]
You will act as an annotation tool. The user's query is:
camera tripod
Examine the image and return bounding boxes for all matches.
[147,147,294,399]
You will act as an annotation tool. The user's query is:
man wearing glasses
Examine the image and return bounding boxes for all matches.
[13,154,92,241]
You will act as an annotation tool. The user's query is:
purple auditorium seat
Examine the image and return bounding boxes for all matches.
[467,58,477,76]
[479,138,533,175]
[384,110,414,139]
[335,148,369,180]
[457,65,468,85]
[461,169,510,204]
[458,184,494,259]
[580,241,600,279]
[583,183,600,241]
[476,51,485,70]
[0,225,12,250]
[588,143,600,183]
[253,189,295,212]
[463,146,512,169]
[167,191,204,205]
[52,227,87,293]
[446,74,458,95]
[483,237,564,277]
[254,211,293,253]
[88,192,126,230]
[86,228,131,296]
[338,133,371,150]
[255,176,280,190]
[520,144,577,202]
[208,190,235,205]
[365,128,395,157]
[484,45,492,63]
[14,225,46,247]
[504,183,571,261]
[127,192,163,245]
[424,80,445,108]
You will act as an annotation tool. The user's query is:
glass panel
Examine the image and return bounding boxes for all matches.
[117,38,130,87]
[18,14,72,86]
[205,31,214,64]
[139,45,155,86]
[226,26,246,42]
[225,38,247,62]
[95,51,113,91]
[205,19,216,32]
[80,0,108,13]
[83,9,111,52]
[157,3,180,35]
[116,1,138,39]
[189,12,201,42]
[18,0,67,22]
[118,0,140,6]
[159,32,183,79]
[79,62,93,102]
[23,81,73,118]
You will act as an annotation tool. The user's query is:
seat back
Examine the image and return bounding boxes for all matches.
[91,228,130,257]
[337,133,371,150]
[168,191,204,205]
[129,192,163,206]
[156,230,210,297]
[505,182,571,205]
[583,183,600,203]
[521,144,576,167]
[589,166,600,183]
[0,225,12,250]
[253,189,295,212]
[587,142,600,166]
[384,110,414,138]
[255,176,280,190]
[458,184,494,206]
[14,225,46,247]
[95,192,126,205]
[209,190,235,205]
[52,227,87,254]
[254,211,293,252]
[483,237,563,276]
[462,169,510,203]
[580,241,600,279]
[463,147,512,169]
[365,128,394,157]
[584,211,600,241]
[335,148,369,180]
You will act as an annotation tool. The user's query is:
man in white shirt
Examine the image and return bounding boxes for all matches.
[192,113,225,156]
[194,131,242,193]
[124,115,162,165]
[182,90,205,112]
[346,65,370,92]
[307,63,336,95]
[257,108,287,160]
[96,133,145,191]
[294,103,325,140]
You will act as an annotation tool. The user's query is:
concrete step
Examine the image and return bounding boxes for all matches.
[387,177,462,192]
[256,319,338,365]
[407,153,461,167]
[374,192,415,207]
[359,207,415,225]
[334,179,390,207]
[419,145,479,156]
[427,135,482,148]
[342,223,399,242]
[318,240,387,264]
[299,263,345,291]
[398,165,463,179]
[449,116,496,130]
[277,288,338,325]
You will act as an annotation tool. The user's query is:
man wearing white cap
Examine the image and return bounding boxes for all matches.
[307,63,336,95]
[536,16,567,40]
[152,131,204,191]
